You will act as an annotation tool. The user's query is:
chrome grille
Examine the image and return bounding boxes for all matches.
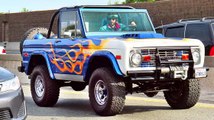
[141,49,156,67]
[158,49,189,62]
[0,109,12,120]
[138,48,191,67]
[141,49,156,55]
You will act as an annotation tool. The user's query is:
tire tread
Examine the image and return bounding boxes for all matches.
[89,67,126,116]
[31,65,60,107]
[164,79,200,109]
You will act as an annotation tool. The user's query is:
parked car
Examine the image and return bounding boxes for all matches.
[0,46,6,54]
[156,17,214,56]
[0,67,27,119]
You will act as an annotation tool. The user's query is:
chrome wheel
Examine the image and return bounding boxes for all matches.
[94,80,108,105]
[35,75,45,98]
[89,68,126,116]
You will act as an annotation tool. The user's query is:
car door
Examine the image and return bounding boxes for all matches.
[53,9,84,81]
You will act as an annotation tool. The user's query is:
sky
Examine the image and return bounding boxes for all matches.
[0,0,126,13]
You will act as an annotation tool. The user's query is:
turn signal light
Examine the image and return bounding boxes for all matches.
[142,55,151,62]
[182,54,189,60]
[23,52,29,57]
[2,49,6,53]
[116,55,121,60]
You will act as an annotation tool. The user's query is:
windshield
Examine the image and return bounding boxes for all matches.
[82,11,154,33]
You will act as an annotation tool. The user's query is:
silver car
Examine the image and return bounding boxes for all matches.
[0,67,27,120]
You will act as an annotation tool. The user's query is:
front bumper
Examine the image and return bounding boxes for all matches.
[0,87,27,120]
[127,67,208,81]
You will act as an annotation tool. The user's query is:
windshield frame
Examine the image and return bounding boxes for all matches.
[79,8,155,38]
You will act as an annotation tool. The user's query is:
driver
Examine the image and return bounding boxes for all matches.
[100,14,137,32]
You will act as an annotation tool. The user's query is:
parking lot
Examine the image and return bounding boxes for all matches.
[22,84,214,120]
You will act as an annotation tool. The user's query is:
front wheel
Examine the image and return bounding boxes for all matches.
[164,79,200,109]
[89,67,126,116]
[31,65,60,107]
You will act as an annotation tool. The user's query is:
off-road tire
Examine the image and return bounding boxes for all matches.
[89,67,126,116]
[164,79,200,109]
[31,65,60,107]
[20,27,54,54]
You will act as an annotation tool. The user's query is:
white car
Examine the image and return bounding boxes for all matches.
[0,46,6,54]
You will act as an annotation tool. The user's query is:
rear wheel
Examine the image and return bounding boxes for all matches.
[31,65,60,107]
[89,67,126,116]
[164,79,200,109]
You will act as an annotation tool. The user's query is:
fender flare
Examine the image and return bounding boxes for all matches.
[26,51,55,79]
[83,51,124,78]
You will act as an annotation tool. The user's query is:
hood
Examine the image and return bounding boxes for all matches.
[101,37,204,50]
[90,32,204,49]
[0,67,15,82]
[122,38,203,47]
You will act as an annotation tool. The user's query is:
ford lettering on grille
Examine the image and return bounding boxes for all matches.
[160,56,182,61]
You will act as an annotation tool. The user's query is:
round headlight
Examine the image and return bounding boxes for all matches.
[192,50,200,64]
[130,51,142,67]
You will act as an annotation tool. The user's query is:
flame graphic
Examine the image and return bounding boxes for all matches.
[48,39,109,75]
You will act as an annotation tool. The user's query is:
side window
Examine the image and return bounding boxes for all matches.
[60,11,82,38]
[165,26,184,38]
[186,24,212,46]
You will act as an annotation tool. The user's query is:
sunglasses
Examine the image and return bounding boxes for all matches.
[111,18,117,20]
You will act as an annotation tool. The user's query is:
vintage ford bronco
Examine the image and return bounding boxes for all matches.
[18,6,208,116]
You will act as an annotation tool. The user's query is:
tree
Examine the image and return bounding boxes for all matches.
[114,1,120,4]
[124,0,156,3]
[108,0,112,5]
[21,8,29,12]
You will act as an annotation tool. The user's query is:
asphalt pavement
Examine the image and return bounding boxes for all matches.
[22,85,214,120]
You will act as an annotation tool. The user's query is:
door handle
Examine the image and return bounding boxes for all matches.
[55,40,61,43]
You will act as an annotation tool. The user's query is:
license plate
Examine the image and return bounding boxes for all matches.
[195,68,207,78]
